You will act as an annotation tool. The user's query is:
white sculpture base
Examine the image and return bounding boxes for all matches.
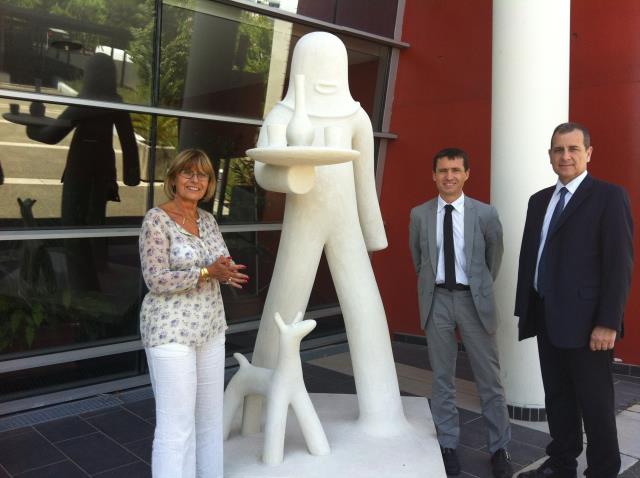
[224,393,446,477]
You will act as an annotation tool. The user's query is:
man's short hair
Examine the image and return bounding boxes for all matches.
[550,122,591,149]
[432,148,469,172]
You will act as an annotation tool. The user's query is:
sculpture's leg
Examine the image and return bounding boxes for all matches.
[291,390,330,456]
[222,374,246,440]
[262,390,289,465]
[242,212,325,435]
[325,227,407,436]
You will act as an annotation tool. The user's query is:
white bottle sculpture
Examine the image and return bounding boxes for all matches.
[223,312,330,465]
[286,74,314,146]
[243,31,407,437]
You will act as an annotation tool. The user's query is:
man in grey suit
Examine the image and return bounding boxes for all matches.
[409,148,512,477]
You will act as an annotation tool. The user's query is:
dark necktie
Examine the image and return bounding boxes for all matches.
[444,204,456,291]
[537,187,568,297]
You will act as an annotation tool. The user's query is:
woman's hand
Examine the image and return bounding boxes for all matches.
[207,256,249,289]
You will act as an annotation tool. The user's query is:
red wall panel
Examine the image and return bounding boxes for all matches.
[373,0,493,337]
[569,0,640,365]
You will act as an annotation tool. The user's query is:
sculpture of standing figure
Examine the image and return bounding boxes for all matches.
[243,31,406,436]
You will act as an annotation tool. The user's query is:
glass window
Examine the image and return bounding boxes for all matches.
[0,2,154,106]
[0,236,142,358]
[0,103,151,229]
[159,1,391,125]
[221,231,338,324]
[147,116,284,225]
[0,351,144,404]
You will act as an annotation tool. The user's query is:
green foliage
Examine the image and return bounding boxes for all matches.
[236,12,273,75]
[0,295,51,350]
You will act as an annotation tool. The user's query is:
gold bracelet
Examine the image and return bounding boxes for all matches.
[200,267,210,281]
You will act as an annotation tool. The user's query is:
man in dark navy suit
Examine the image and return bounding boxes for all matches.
[515,123,634,478]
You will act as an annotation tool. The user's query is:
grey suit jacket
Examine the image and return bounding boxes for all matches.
[409,196,504,333]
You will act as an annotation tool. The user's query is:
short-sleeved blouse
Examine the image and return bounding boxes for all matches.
[139,207,229,347]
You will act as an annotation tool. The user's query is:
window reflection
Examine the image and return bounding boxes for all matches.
[0,101,150,229]
[0,236,142,357]
[220,231,338,324]
[159,1,390,124]
[0,2,152,105]
[148,116,284,225]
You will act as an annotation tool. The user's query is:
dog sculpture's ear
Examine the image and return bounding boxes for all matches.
[292,311,304,324]
[274,312,286,332]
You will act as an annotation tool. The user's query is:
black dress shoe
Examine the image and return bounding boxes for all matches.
[441,447,461,476]
[491,448,513,478]
[517,459,577,478]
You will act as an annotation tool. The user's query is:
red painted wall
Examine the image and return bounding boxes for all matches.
[373,0,493,336]
[569,0,640,364]
[375,0,640,365]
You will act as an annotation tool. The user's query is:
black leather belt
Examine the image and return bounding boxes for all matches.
[436,283,471,291]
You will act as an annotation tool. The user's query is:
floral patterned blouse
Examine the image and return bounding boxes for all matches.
[139,207,229,348]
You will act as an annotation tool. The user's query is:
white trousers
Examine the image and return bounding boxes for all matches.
[146,333,225,478]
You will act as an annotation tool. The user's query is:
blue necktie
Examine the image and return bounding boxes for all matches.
[537,187,568,297]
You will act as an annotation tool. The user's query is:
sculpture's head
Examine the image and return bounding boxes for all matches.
[281,32,358,117]
[80,53,119,100]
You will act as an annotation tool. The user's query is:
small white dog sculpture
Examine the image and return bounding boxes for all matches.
[223,312,330,464]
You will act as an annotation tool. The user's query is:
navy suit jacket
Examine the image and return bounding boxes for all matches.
[515,174,634,349]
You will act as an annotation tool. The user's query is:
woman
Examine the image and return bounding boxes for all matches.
[139,149,248,478]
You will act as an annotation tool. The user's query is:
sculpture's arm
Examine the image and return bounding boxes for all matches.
[352,109,387,251]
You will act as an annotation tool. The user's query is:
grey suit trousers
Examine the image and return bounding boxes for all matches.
[425,288,511,453]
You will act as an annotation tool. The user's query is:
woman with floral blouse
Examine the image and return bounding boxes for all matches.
[139,149,248,478]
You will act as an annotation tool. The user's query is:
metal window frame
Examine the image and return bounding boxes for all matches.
[0,306,342,374]
[0,223,284,241]
[375,0,405,196]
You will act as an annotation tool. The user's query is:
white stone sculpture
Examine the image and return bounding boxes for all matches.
[244,31,407,437]
[223,312,330,464]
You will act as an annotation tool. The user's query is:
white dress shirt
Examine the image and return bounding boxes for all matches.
[534,170,588,291]
[435,194,468,285]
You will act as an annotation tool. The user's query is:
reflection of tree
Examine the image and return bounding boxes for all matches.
[235,12,273,76]
[10,0,145,55]
[127,0,194,109]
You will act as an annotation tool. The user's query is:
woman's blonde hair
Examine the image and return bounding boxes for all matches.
[163,149,217,201]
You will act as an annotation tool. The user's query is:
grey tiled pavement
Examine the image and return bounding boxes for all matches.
[0,341,638,477]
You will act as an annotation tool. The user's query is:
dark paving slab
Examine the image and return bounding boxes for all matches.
[616,374,640,385]
[13,460,88,477]
[510,424,550,450]
[0,428,64,475]
[456,445,495,478]
[391,341,475,381]
[122,399,156,421]
[304,377,357,394]
[391,341,430,370]
[93,461,151,478]
[459,408,482,425]
[0,427,33,441]
[459,417,488,450]
[55,433,138,475]
[86,409,154,444]
[0,465,9,478]
[503,437,546,467]
[123,436,152,464]
[35,416,96,443]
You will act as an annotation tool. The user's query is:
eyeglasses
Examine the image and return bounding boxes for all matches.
[179,170,209,181]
